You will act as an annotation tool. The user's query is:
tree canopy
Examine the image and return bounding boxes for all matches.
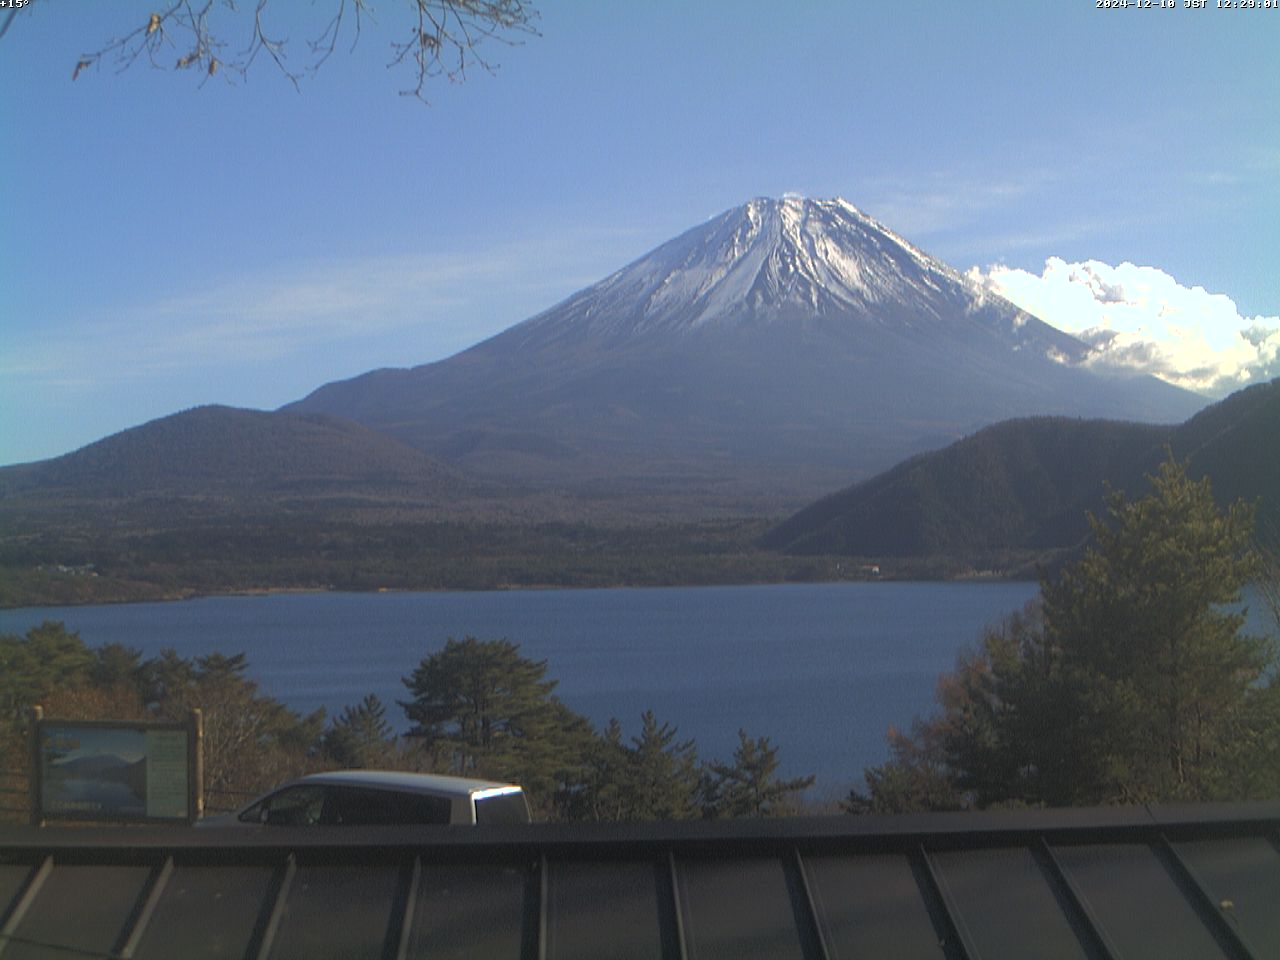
[399,636,585,789]
[702,730,816,818]
[321,693,397,769]
[570,712,703,822]
[852,456,1279,812]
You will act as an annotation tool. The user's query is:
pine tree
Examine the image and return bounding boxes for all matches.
[1037,457,1267,802]
[0,621,95,723]
[703,730,815,818]
[627,711,701,819]
[400,637,594,810]
[323,694,396,768]
[567,712,703,822]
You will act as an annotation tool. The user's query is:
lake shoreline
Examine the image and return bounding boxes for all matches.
[1,567,1041,613]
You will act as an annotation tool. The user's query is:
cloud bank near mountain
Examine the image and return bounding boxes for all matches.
[970,258,1280,397]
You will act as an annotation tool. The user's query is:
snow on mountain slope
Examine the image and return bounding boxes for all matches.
[507,196,1084,361]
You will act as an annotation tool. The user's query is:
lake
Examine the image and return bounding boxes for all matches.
[3,582,1046,799]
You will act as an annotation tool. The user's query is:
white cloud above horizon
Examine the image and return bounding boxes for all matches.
[970,258,1280,398]
[1,226,641,388]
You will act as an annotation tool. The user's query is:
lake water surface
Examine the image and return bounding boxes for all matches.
[3,582,1048,797]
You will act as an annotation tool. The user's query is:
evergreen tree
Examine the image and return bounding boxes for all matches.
[400,637,594,811]
[1036,457,1268,802]
[627,711,701,820]
[702,730,815,818]
[323,694,397,768]
[88,643,146,691]
[567,719,632,821]
[401,637,557,765]
[0,621,95,723]
[569,712,702,822]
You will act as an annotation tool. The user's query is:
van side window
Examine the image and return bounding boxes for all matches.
[474,792,530,825]
[328,786,452,825]
[243,785,329,826]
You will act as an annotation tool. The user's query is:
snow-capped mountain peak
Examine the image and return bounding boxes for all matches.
[515,196,995,342]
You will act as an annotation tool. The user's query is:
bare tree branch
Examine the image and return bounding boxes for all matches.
[0,8,21,44]
[309,0,367,72]
[389,0,535,101]
[59,1,538,102]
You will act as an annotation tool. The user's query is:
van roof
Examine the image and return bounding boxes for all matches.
[294,770,523,798]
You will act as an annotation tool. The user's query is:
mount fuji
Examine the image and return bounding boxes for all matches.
[287,197,1206,512]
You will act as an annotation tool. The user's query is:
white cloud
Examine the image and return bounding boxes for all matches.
[866,180,1030,239]
[859,164,1075,243]
[2,228,637,386]
[969,258,1280,397]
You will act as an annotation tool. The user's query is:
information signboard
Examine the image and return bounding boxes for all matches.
[32,712,203,825]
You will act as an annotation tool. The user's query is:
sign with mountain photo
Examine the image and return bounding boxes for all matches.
[34,717,201,824]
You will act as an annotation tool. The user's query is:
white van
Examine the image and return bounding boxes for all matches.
[199,770,531,827]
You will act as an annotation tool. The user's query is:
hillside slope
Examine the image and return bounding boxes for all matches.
[0,405,467,501]
[764,378,1278,558]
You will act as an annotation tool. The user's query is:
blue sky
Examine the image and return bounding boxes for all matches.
[2,1,1277,465]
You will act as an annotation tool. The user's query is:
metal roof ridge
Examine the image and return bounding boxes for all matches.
[2,800,1278,856]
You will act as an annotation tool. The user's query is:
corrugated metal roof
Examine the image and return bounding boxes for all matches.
[1,802,1277,959]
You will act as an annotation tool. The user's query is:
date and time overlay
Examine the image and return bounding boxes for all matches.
[1095,0,1276,8]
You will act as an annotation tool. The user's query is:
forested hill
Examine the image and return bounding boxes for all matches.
[763,378,1280,558]
[760,418,1171,557]
[0,405,467,499]
[1157,375,1280,510]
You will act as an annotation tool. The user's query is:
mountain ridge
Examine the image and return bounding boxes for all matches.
[0,405,467,501]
